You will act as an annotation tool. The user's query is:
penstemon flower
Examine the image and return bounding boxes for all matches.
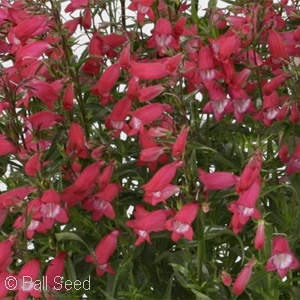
[266,236,300,278]
[233,258,256,295]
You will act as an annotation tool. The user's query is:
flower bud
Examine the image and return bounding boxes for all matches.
[221,271,232,286]
[254,220,265,250]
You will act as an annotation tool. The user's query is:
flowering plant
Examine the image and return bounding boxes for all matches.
[0,0,300,299]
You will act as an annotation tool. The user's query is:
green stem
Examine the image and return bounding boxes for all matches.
[120,0,126,28]
[197,210,205,283]
[191,0,199,23]
[50,0,90,138]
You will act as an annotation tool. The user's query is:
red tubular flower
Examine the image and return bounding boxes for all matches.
[210,34,240,63]
[73,161,102,192]
[268,29,289,62]
[24,152,41,177]
[232,258,256,295]
[0,186,36,209]
[126,205,174,245]
[173,16,186,37]
[85,230,120,277]
[14,15,48,41]
[142,160,183,194]
[13,199,46,239]
[91,146,105,160]
[15,259,41,299]
[0,239,13,272]
[266,236,299,278]
[126,76,139,100]
[105,97,131,136]
[220,60,236,84]
[0,134,16,156]
[236,150,262,193]
[65,0,88,13]
[228,179,261,234]
[83,183,120,221]
[100,34,128,58]
[61,161,103,207]
[286,141,300,174]
[26,111,63,131]
[262,73,288,96]
[231,68,251,87]
[140,146,166,163]
[138,84,165,102]
[0,100,10,114]
[147,18,178,55]
[128,0,155,24]
[63,82,74,110]
[40,189,69,229]
[29,79,62,109]
[148,126,170,137]
[129,61,169,81]
[278,142,289,163]
[88,31,104,58]
[254,220,265,250]
[211,9,227,30]
[198,168,239,190]
[0,272,12,298]
[129,103,172,135]
[225,88,255,122]
[198,46,220,82]
[290,102,300,124]
[254,91,280,126]
[91,63,120,105]
[165,53,183,73]
[294,25,300,41]
[63,18,80,37]
[15,41,51,67]
[172,126,188,158]
[66,122,89,158]
[137,128,168,171]
[203,80,230,122]
[221,271,232,287]
[45,252,67,290]
[119,44,131,69]
[144,184,180,206]
[98,162,115,187]
[82,6,91,29]
[164,202,199,242]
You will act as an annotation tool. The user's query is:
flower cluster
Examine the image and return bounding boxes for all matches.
[0,0,299,298]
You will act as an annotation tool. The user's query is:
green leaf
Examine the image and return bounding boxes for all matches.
[99,288,117,300]
[162,273,174,300]
[191,289,213,300]
[290,287,300,299]
[188,141,216,151]
[213,152,240,170]
[66,256,77,282]
[0,157,8,177]
[106,259,134,298]
[207,0,217,9]
[43,130,65,162]
[220,0,234,4]
[189,148,199,182]
[55,232,91,252]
